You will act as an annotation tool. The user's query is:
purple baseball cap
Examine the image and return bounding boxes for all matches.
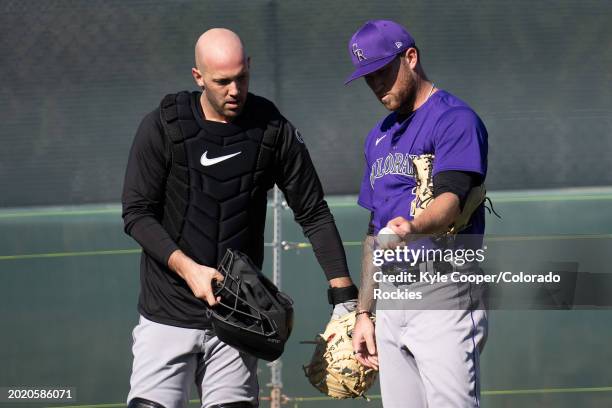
[345,20,415,85]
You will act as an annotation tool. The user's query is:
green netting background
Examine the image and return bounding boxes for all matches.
[1,0,612,207]
[1,190,612,407]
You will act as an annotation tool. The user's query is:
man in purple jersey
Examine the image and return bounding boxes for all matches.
[345,20,488,407]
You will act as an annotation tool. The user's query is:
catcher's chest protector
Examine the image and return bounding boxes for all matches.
[159,92,280,268]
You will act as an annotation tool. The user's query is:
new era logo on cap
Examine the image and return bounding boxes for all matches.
[345,20,416,84]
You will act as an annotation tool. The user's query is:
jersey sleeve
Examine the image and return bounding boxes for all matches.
[274,119,350,280]
[357,151,374,211]
[432,107,488,177]
[121,109,179,266]
[357,129,376,211]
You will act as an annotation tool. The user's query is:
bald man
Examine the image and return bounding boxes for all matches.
[121,28,358,408]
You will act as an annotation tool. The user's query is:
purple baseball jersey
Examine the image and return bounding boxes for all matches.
[358,89,488,236]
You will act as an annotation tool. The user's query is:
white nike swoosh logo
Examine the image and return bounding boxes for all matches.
[200,151,242,166]
[375,134,387,146]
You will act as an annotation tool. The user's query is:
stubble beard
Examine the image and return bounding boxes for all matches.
[203,91,243,121]
[396,73,419,115]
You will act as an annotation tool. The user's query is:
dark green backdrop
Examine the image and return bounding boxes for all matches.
[1,0,612,207]
[1,189,612,408]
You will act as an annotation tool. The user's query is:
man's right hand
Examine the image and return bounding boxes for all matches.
[168,250,224,306]
[352,312,379,370]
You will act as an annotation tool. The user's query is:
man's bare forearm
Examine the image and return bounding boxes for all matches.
[329,277,354,288]
[410,192,460,235]
[168,249,196,280]
[357,235,379,313]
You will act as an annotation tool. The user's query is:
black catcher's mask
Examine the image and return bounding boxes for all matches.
[208,249,294,361]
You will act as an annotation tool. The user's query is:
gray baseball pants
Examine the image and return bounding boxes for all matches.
[127,315,259,408]
[375,269,488,408]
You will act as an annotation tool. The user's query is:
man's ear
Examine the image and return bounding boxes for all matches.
[404,47,419,70]
[191,67,205,88]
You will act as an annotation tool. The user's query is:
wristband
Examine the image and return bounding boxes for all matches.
[327,284,359,305]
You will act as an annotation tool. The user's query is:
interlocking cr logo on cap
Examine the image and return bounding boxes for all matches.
[345,20,416,84]
[352,43,366,62]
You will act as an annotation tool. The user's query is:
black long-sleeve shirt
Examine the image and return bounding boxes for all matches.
[122,92,350,328]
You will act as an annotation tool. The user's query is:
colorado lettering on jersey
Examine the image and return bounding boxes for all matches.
[370,152,416,188]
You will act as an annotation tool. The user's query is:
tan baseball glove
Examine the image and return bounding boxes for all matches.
[411,153,487,234]
[302,311,377,399]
